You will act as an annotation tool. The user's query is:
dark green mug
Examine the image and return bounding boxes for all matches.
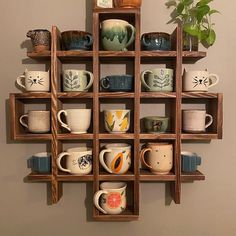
[144,116,170,133]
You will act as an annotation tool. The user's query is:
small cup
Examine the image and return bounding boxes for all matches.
[182,109,213,133]
[141,68,174,92]
[27,152,51,173]
[93,182,127,215]
[100,75,133,92]
[181,151,201,173]
[99,143,131,174]
[16,69,50,92]
[143,116,170,133]
[19,111,50,133]
[63,69,94,92]
[57,147,92,175]
[104,110,130,133]
[57,109,91,134]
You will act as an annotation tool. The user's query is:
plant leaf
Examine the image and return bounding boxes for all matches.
[177,3,184,15]
[204,29,216,46]
[196,0,213,7]
[165,0,177,8]
[183,0,194,6]
[183,23,200,37]
[209,9,220,15]
[196,5,210,23]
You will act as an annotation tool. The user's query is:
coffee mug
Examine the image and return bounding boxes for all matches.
[141,68,174,92]
[63,69,94,92]
[93,182,127,214]
[27,152,51,173]
[104,110,130,133]
[16,69,50,92]
[182,109,213,133]
[101,19,135,51]
[19,111,50,133]
[140,143,173,174]
[57,109,91,134]
[183,70,219,92]
[57,147,92,175]
[99,143,131,174]
[181,151,201,173]
[100,75,133,92]
[144,116,170,133]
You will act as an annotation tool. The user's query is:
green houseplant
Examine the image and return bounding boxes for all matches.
[166,0,219,50]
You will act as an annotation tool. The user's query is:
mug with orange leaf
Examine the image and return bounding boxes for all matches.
[99,143,131,174]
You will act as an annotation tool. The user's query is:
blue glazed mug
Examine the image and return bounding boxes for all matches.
[101,75,133,92]
[181,151,201,173]
[27,152,51,173]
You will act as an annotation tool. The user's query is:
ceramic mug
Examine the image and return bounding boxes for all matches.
[104,110,130,133]
[181,151,201,173]
[16,69,50,92]
[99,143,131,174]
[27,152,51,173]
[183,70,219,92]
[57,147,92,175]
[140,143,173,174]
[144,116,170,133]
[101,19,135,51]
[57,109,91,134]
[19,111,50,133]
[63,69,94,92]
[93,182,127,214]
[141,68,174,92]
[182,109,213,133]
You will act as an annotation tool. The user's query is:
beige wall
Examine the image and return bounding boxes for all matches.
[0,0,235,235]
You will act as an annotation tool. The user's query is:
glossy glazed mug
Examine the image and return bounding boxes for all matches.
[93,182,127,214]
[99,143,131,174]
[16,69,50,92]
[144,116,170,133]
[19,111,50,133]
[181,151,201,173]
[57,109,91,134]
[101,19,135,51]
[182,110,213,133]
[27,152,51,173]
[104,109,130,133]
[57,147,92,175]
[63,69,94,92]
[141,68,174,91]
[183,70,219,92]
[140,143,173,174]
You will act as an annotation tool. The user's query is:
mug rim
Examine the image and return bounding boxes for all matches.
[100,182,127,191]
[61,30,92,35]
[64,109,91,112]
[144,116,169,120]
[144,68,173,72]
[104,109,130,112]
[66,147,92,153]
[25,71,49,74]
[101,19,129,24]
[28,110,50,113]
[32,152,51,157]
[105,143,131,149]
[181,151,197,156]
[63,69,90,73]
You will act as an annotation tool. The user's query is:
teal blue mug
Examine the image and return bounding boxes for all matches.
[27,152,51,173]
[181,151,201,173]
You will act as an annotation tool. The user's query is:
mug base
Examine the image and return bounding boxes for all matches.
[147,131,167,134]
[71,131,87,134]
[151,171,170,175]
[108,131,127,134]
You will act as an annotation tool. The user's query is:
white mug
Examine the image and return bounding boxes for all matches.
[182,109,213,133]
[57,109,91,134]
[19,110,50,133]
[183,70,219,92]
[99,143,131,174]
[57,147,92,175]
[16,69,50,92]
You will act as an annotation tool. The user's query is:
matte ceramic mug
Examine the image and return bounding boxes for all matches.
[182,109,213,133]
[183,70,219,92]
[19,111,50,133]
[93,182,127,214]
[27,152,51,173]
[57,109,91,134]
[57,147,92,175]
[181,151,201,173]
[104,110,130,133]
[141,68,174,91]
[101,19,136,51]
[16,69,50,92]
[140,143,173,174]
[63,69,94,92]
[144,116,170,133]
[99,143,131,174]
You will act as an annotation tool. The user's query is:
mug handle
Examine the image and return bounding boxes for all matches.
[16,75,26,90]
[99,149,113,173]
[84,71,94,91]
[208,74,219,88]
[141,70,153,90]
[100,77,110,90]
[141,35,150,47]
[205,114,213,129]
[56,152,71,173]
[19,114,29,129]
[124,23,136,50]
[93,190,109,214]
[85,35,93,47]
[57,110,71,132]
[140,148,152,169]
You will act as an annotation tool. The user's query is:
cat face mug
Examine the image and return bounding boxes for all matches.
[16,69,50,92]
